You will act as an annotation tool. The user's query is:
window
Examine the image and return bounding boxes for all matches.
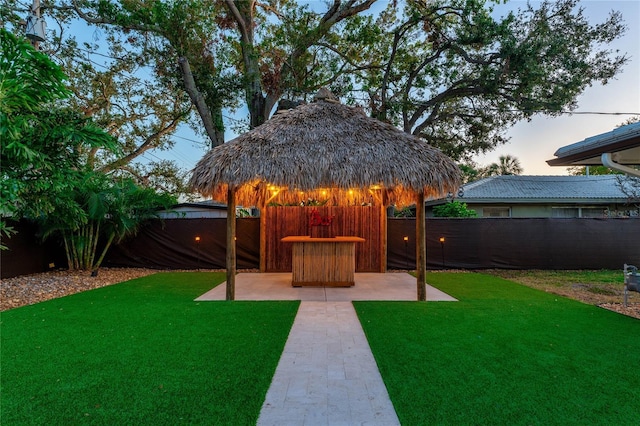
[482,207,510,217]
[580,208,606,218]
[551,208,579,218]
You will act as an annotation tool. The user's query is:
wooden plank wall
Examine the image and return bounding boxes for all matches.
[265,206,382,272]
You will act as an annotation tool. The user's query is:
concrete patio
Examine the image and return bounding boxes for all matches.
[195,272,457,302]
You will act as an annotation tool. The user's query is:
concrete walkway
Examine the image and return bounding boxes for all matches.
[257,301,400,426]
[194,273,456,425]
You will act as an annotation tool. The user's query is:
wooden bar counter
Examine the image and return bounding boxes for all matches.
[281,236,365,287]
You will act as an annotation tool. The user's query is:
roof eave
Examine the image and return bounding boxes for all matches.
[428,198,630,205]
[547,135,640,166]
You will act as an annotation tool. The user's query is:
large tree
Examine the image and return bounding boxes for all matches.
[57,0,378,131]
[2,0,629,180]
[222,0,377,128]
[1,28,175,268]
[353,0,627,160]
[93,0,629,160]
[67,0,240,147]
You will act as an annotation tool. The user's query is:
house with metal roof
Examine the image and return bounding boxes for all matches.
[547,121,640,177]
[156,200,257,218]
[425,175,638,218]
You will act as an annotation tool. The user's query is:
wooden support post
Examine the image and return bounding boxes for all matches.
[226,186,236,300]
[416,191,426,301]
[380,196,387,273]
[259,201,267,272]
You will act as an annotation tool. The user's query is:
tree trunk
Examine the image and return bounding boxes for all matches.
[224,0,267,129]
[245,49,267,129]
[92,232,116,273]
[70,234,80,270]
[90,222,100,269]
[212,107,225,147]
[83,225,92,270]
[62,233,73,270]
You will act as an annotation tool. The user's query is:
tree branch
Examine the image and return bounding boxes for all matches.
[265,0,377,116]
[178,57,223,147]
[410,83,486,136]
[224,0,253,44]
[70,0,156,32]
[100,113,185,173]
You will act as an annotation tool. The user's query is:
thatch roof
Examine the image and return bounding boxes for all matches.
[190,90,461,206]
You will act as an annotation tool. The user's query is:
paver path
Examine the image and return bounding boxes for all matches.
[257,301,400,426]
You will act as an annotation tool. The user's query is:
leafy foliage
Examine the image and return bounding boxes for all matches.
[1,28,176,266]
[481,154,523,176]
[394,206,415,218]
[432,200,477,217]
[3,1,226,197]
[568,165,620,176]
[0,28,69,112]
[1,29,115,247]
[616,175,640,215]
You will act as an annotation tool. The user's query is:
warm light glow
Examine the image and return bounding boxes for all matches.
[195,236,201,242]
[268,184,280,195]
[439,237,445,243]
[321,190,327,196]
[348,190,354,195]
[403,236,409,242]
[370,184,382,190]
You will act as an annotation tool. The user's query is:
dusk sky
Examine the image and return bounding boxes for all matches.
[474,0,640,175]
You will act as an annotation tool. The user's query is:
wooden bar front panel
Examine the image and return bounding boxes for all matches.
[283,237,364,286]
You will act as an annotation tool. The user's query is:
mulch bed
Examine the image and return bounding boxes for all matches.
[597,302,640,320]
[1,268,158,311]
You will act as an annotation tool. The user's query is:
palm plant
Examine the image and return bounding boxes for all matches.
[91,179,176,272]
[40,174,175,273]
[481,155,523,177]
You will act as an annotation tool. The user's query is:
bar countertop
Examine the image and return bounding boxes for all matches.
[281,236,366,243]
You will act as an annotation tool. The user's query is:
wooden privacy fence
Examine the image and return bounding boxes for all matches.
[3,217,639,278]
[264,206,384,272]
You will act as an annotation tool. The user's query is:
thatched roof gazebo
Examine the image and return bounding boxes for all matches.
[190,88,461,300]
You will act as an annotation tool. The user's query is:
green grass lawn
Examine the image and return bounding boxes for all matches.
[355,272,640,426]
[1,272,299,425]
[5,271,640,425]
